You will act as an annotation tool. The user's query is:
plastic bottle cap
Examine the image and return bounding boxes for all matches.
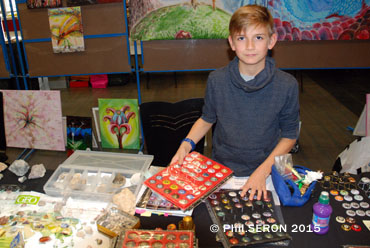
[319,191,330,204]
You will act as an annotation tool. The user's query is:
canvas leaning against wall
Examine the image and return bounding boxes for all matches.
[48,7,85,53]
[1,90,65,151]
[129,0,370,41]
[66,116,92,151]
[98,99,140,150]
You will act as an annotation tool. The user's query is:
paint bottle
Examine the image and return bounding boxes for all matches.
[311,191,332,234]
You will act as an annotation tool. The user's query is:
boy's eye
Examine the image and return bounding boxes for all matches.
[256,36,264,40]
[237,36,245,41]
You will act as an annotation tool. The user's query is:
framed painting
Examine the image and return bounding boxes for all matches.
[98,99,140,149]
[66,116,92,151]
[27,0,62,9]
[48,7,85,53]
[1,90,65,151]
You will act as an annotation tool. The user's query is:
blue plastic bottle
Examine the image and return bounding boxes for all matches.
[311,191,332,234]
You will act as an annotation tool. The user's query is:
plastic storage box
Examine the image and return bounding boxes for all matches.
[44,150,153,201]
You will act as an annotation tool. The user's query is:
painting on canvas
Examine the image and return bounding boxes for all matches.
[1,90,65,151]
[48,7,85,53]
[27,0,62,9]
[66,116,92,151]
[98,99,140,149]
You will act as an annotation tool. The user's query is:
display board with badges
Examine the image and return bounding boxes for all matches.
[144,152,233,211]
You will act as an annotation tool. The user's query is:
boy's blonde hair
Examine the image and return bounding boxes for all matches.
[229,5,274,36]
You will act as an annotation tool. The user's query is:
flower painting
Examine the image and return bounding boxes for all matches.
[66,116,92,152]
[1,90,65,151]
[98,99,140,149]
[48,7,84,53]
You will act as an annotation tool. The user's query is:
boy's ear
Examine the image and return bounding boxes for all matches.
[268,33,278,50]
[228,35,236,51]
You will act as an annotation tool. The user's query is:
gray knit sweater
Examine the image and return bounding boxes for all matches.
[201,56,300,176]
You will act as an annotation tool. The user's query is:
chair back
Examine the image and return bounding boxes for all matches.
[140,98,205,166]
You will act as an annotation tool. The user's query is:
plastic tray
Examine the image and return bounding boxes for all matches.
[44,150,153,201]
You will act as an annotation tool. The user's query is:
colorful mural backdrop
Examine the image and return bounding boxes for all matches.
[1,90,65,151]
[48,7,85,53]
[271,0,370,40]
[27,0,62,9]
[98,99,140,150]
[129,0,370,41]
[66,116,92,151]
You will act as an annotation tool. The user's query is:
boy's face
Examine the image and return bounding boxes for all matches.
[228,24,277,75]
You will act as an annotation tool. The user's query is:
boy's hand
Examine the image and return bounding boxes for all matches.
[169,141,193,166]
[240,165,270,200]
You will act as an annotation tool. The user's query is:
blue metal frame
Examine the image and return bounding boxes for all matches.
[0,0,21,87]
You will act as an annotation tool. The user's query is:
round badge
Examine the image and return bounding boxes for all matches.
[214,206,222,211]
[186,194,195,200]
[255,219,265,225]
[215,172,223,178]
[224,205,232,210]
[360,202,370,208]
[253,235,262,241]
[356,210,365,217]
[209,194,217,199]
[264,233,273,239]
[179,199,188,205]
[241,215,250,221]
[241,237,251,243]
[342,203,351,209]
[341,224,351,231]
[263,211,272,217]
[178,189,186,195]
[221,169,228,173]
[238,231,245,236]
[222,199,230,204]
[174,164,181,169]
[234,222,243,228]
[156,175,163,180]
[228,192,237,197]
[255,201,263,206]
[213,165,221,170]
[200,165,207,169]
[170,184,178,190]
[184,185,192,190]
[330,190,339,196]
[366,210,370,217]
[202,173,209,177]
[217,212,225,217]
[194,168,202,173]
[344,195,353,201]
[351,202,360,209]
[351,224,361,232]
[171,194,179,199]
[181,168,189,173]
[346,210,356,217]
[346,217,355,224]
[210,177,218,181]
[235,203,243,208]
[229,238,238,244]
[164,189,172,194]
[190,153,197,157]
[245,221,254,227]
[340,190,349,196]
[163,180,171,185]
[199,186,207,191]
[350,189,360,195]
[205,181,212,186]
[186,164,194,169]
[185,157,193,162]
[252,213,261,219]
[211,200,219,206]
[208,169,215,173]
[196,177,204,182]
[169,176,177,181]
[188,172,196,177]
[336,216,345,223]
[156,184,164,189]
[149,179,156,184]
[232,198,239,203]
[245,201,253,207]
[335,195,344,202]
[266,217,276,224]
[348,177,356,183]
[276,232,285,237]
[354,195,364,201]
[241,196,248,201]
[206,161,212,165]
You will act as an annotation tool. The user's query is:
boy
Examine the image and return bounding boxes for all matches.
[171,5,300,201]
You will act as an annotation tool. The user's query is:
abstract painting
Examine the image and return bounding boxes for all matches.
[270,0,370,41]
[27,0,62,9]
[1,90,65,151]
[98,99,140,149]
[66,116,92,151]
[48,7,85,53]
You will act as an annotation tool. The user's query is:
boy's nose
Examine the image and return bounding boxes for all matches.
[246,40,255,49]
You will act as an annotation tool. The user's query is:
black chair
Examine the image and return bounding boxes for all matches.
[140,98,205,166]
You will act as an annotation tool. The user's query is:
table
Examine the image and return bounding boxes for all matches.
[1,169,370,248]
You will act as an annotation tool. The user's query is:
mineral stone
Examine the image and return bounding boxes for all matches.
[0,163,7,172]
[9,160,29,177]
[18,176,27,183]
[112,188,136,215]
[28,164,46,179]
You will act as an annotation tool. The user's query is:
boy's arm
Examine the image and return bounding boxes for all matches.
[170,118,213,165]
[241,137,297,200]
